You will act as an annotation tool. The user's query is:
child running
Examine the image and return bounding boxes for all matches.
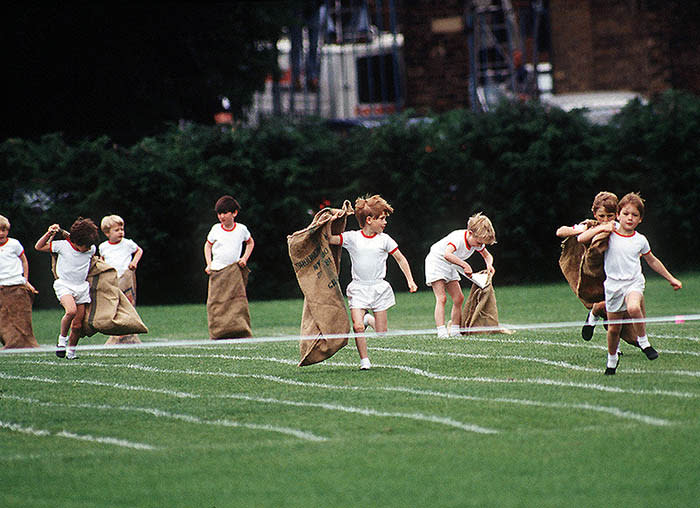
[556,191,617,340]
[577,192,682,374]
[328,195,418,370]
[425,213,496,338]
[35,217,99,359]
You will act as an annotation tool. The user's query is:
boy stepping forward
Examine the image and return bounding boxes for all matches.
[99,215,144,344]
[425,213,496,338]
[35,218,99,359]
[0,215,39,349]
[577,193,682,375]
[329,195,418,369]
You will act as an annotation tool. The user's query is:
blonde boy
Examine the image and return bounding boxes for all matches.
[0,215,38,348]
[328,195,418,369]
[578,193,682,374]
[425,213,496,338]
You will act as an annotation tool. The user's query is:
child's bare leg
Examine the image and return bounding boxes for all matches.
[626,293,656,359]
[605,311,624,374]
[431,281,448,327]
[446,280,464,326]
[351,308,370,366]
[592,301,607,318]
[372,310,388,333]
[59,295,77,337]
[68,303,86,348]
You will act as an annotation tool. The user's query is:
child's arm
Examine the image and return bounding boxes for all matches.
[237,237,255,267]
[556,225,580,238]
[35,224,60,252]
[129,246,144,271]
[19,251,38,294]
[444,245,473,276]
[577,222,614,244]
[328,234,342,246]
[391,249,418,293]
[479,247,495,275]
[204,241,213,274]
[643,252,682,290]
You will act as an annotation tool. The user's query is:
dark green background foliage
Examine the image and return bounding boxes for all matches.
[2,90,698,306]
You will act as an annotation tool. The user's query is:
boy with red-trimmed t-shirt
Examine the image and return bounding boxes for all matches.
[578,192,682,374]
[329,195,418,370]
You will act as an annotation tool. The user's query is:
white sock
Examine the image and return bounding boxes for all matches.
[637,335,650,349]
[66,347,76,359]
[607,353,619,368]
[360,357,371,369]
[449,324,461,336]
[586,310,598,326]
[437,325,448,337]
[57,335,68,347]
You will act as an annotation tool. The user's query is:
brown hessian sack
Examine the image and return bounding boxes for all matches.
[207,262,253,339]
[0,284,39,349]
[460,270,514,334]
[104,269,142,344]
[288,201,352,366]
[83,257,149,337]
[558,222,609,308]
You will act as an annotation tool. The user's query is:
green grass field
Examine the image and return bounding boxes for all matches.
[2,273,699,507]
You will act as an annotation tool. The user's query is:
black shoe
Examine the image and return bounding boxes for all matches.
[56,340,66,358]
[642,346,659,360]
[604,366,616,375]
[581,323,595,341]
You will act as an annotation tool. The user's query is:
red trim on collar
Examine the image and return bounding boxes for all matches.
[613,230,636,238]
[0,238,8,247]
[361,230,377,239]
[221,222,237,232]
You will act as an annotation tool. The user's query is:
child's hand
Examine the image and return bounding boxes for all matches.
[408,281,418,293]
[486,264,496,275]
[669,277,682,290]
[462,262,473,277]
[128,261,138,271]
[25,281,38,294]
[204,264,212,275]
[48,224,60,235]
[237,258,247,268]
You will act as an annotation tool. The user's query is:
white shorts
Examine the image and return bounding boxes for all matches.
[604,276,645,313]
[53,279,91,305]
[346,280,395,311]
[425,253,461,286]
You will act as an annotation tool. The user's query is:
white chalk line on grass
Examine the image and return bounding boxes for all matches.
[0,419,156,450]
[372,347,700,377]
[2,359,680,426]
[0,370,495,435]
[1,313,698,356]
[1,394,327,443]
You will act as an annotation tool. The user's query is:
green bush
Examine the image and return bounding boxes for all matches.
[2,90,698,306]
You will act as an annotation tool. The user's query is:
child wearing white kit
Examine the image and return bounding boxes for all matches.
[35,217,99,359]
[577,192,682,374]
[98,215,143,281]
[328,195,418,370]
[425,213,496,338]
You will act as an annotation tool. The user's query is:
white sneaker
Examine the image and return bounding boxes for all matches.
[360,358,371,370]
[56,335,67,358]
[437,326,449,339]
[363,313,373,330]
[66,348,77,360]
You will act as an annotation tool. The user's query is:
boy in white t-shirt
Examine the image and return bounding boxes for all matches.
[35,217,99,359]
[425,213,496,338]
[99,214,144,343]
[328,195,418,370]
[0,215,38,348]
[578,193,682,375]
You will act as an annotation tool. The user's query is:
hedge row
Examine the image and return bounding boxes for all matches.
[2,90,698,307]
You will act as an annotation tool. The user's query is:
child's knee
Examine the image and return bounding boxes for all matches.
[435,293,447,306]
[353,323,365,334]
[452,292,464,306]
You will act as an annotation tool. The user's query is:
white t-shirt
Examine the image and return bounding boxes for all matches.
[207,222,251,271]
[340,230,398,282]
[99,238,139,277]
[51,240,96,287]
[428,229,485,263]
[604,222,651,281]
[0,238,26,286]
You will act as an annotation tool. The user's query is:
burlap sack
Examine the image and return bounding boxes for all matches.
[460,271,513,334]
[0,285,39,349]
[83,258,149,337]
[104,270,141,345]
[288,202,352,366]
[558,223,610,307]
[207,262,252,339]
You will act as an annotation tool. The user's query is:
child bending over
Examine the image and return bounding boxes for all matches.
[329,195,418,369]
[425,213,496,338]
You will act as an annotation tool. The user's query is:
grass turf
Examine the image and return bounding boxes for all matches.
[2,272,699,507]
